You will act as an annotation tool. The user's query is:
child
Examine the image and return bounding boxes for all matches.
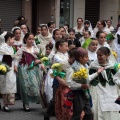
[36,26,41,35]
[96,31,110,49]
[68,28,81,50]
[88,38,98,63]
[37,24,52,55]
[47,21,56,34]
[45,43,53,56]
[0,32,16,112]
[44,39,69,120]
[96,31,116,63]
[84,20,94,37]
[13,28,23,53]
[89,47,120,120]
[66,47,103,120]
[44,29,62,103]
[14,33,42,111]
[80,31,91,46]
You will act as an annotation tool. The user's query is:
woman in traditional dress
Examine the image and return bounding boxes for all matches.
[14,33,43,111]
[0,32,16,112]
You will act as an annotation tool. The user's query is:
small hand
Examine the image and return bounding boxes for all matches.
[80,111,85,120]
[81,84,88,89]
[35,60,41,64]
[41,64,45,71]
[97,67,104,74]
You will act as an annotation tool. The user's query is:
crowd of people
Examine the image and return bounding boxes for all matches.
[0,16,120,120]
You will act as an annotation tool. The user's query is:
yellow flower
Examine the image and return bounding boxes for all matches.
[51,63,62,71]
[112,51,117,59]
[40,57,49,62]
[72,68,88,80]
[0,65,7,72]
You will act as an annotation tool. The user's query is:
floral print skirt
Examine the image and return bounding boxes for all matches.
[55,85,72,120]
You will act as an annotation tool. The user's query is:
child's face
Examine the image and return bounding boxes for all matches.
[49,24,55,33]
[98,33,106,45]
[26,34,34,46]
[97,50,108,64]
[41,27,48,36]
[60,28,66,36]
[69,31,75,40]
[21,25,27,34]
[9,37,15,46]
[14,30,21,40]
[59,42,68,53]
[88,40,98,52]
[79,54,89,65]
[54,31,62,41]
[84,32,90,39]
[37,27,41,35]
[46,47,52,56]
[84,24,90,28]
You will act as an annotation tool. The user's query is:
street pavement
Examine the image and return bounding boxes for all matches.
[0,99,56,120]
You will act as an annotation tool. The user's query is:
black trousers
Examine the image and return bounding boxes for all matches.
[71,90,93,120]
[44,84,58,117]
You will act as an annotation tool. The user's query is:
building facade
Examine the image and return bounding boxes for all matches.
[0,0,120,33]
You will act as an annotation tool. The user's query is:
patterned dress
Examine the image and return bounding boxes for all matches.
[0,43,16,105]
[15,46,43,105]
[53,51,72,120]
[89,60,120,120]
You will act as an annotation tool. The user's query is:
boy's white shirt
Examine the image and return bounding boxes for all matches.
[66,61,98,90]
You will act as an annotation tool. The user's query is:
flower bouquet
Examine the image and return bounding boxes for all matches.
[0,63,10,75]
[72,68,90,99]
[51,63,66,79]
[40,57,49,66]
[72,68,88,83]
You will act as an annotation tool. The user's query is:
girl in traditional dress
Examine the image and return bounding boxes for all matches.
[88,38,98,63]
[14,33,42,111]
[89,47,120,120]
[96,31,116,63]
[66,47,103,120]
[53,39,73,120]
[20,24,30,39]
[44,39,70,120]
[0,32,16,112]
[44,29,62,104]
[84,20,94,37]
[13,27,23,53]
[37,25,52,55]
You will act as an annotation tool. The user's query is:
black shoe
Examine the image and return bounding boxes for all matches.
[44,115,49,120]
[23,104,30,112]
[3,106,10,112]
